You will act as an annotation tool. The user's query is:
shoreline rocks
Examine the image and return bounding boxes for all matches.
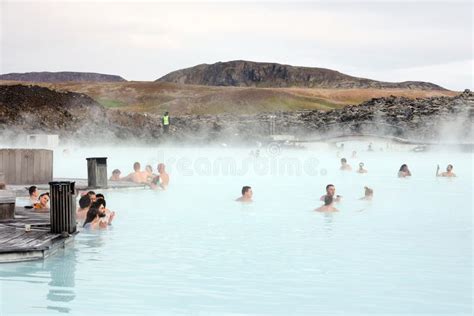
[0,85,472,145]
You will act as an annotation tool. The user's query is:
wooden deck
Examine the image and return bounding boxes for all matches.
[0,207,75,263]
[7,178,149,197]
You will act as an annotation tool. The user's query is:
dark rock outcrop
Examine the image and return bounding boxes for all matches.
[0,72,126,83]
[157,60,445,90]
[0,85,160,141]
[0,85,472,144]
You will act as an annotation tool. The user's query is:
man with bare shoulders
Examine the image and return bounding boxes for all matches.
[436,164,456,177]
[236,186,253,203]
[315,195,338,212]
[123,162,149,183]
[158,163,169,188]
[76,194,91,221]
[320,184,341,202]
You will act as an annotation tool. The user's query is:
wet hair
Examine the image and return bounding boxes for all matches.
[399,164,408,171]
[133,162,140,171]
[39,192,49,198]
[83,207,99,227]
[79,195,91,209]
[447,164,453,170]
[341,158,347,163]
[87,191,96,196]
[146,165,153,173]
[158,163,165,172]
[92,199,106,208]
[112,169,121,175]
[28,185,37,196]
[241,186,251,195]
[96,193,104,200]
[359,162,364,167]
[324,195,333,206]
[326,184,334,191]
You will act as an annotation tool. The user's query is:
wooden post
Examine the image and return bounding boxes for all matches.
[86,157,108,188]
[0,191,16,220]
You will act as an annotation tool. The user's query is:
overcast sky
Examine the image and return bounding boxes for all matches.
[1,0,472,90]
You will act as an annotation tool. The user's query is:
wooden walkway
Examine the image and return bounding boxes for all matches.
[0,207,74,263]
[7,178,149,198]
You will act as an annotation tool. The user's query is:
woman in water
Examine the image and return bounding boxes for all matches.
[34,193,50,212]
[436,164,456,177]
[398,164,411,177]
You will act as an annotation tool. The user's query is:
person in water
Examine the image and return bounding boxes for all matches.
[109,169,121,181]
[340,158,352,171]
[92,199,115,226]
[145,165,155,183]
[359,186,374,200]
[315,195,338,212]
[76,194,92,221]
[398,164,412,177]
[87,191,97,203]
[123,162,149,183]
[320,184,342,202]
[150,163,168,190]
[83,207,108,230]
[351,150,357,158]
[236,186,253,203]
[436,164,456,177]
[28,185,39,205]
[357,162,368,173]
[34,193,50,211]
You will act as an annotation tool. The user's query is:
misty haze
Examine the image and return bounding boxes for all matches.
[0,1,472,315]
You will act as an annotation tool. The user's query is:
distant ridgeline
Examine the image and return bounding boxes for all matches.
[0,72,126,83]
[156,60,445,90]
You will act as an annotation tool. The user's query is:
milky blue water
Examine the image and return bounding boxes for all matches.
[0,143,472,315]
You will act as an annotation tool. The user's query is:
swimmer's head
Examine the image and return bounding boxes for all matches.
[324,195,333,206]
[359,162,364,168]
[241,186,252,198]
[79,195,91,209]
[341,158,347,164]
[133,162,141,171]
[28,185,38,197]
[145,165,153,174]
[447,164,453,171]
[87,191,96,202]
[39,193,49,206]
[92,199,106,214]
[326,184,335,196]
[399,164,408,172]
[112,169,121,175]
[158,163,166,173]
[96,193,104,200]
[364,186,373,196]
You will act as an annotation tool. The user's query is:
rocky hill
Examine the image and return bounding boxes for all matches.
[0,72,126,83]
[0,85,160,141]
[157,60,445,90]
[0,84,471,144]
